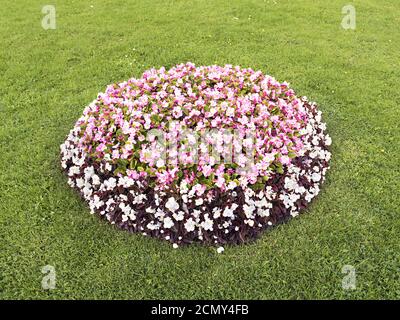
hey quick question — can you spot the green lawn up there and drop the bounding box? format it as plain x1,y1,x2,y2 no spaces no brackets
0,0,399,299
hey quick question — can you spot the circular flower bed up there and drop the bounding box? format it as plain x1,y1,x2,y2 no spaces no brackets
60,63,331,250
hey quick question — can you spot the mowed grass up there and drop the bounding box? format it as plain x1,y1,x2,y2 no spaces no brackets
0,0,399,299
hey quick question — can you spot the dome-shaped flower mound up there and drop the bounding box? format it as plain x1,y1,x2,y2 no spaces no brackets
60,63,331,248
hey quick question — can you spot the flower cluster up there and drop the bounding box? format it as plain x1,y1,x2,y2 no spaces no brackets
75,63,309,191
61,63,331,251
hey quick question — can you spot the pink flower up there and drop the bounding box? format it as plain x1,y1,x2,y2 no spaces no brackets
172,106,183,118
127,169,140,180
280,155,291,165
96,143,106,153
216,176,225,189
112,149,120,159
202,165,213,177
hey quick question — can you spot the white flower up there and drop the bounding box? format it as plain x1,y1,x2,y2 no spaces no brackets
119,202,131,215
156,158,165,168
305,193,314,202
299,127,308,135
73,156,85,166
155,209,165,218
82,185,92,197
245,219,254,227
92,195,104,209
118,176,134,188
195,198,203,206
128,212,136,221
223,207,234,218
325,135,332,146
243,204,255,218
226,181,237,190
257,208,270,217
284,177,297,190
163,217,174,229
244,187,255,198
312,136,319,146
319,123,327,131
184,218,196,232
309,151,317,159
188,188,196,198
213,208,222,219
290,193,300,202
172,243,179,249
311,172,321,182
315,111,322,123
201,218,213,231
165,197,179,212
217,247,224,254
76,178,85,189
105,163,112,172
323,151,331,161
187,134,197,145
68,166,80,176
226,107,235,117
92,175,100,185
104,177,117,190
136,194,147,202
105,199,115,210
84,166,94,178
256,198,269,208
179,180,188,194
147,221,160,230
173,211,185,221
146,207,156,214
192,209,201,218
295,186,306,194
